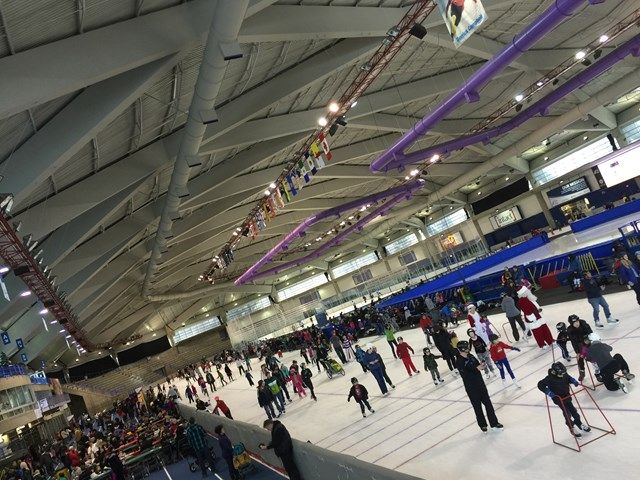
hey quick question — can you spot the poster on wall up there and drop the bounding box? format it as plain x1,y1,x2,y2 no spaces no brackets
435,0,488,48
489,206,523,229
594,146,640,187
546,176,591,207
439,231,464,249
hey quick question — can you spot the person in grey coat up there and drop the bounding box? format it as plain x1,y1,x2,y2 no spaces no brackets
500,292,528,341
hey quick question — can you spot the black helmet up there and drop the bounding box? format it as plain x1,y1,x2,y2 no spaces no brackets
457,340,470,352
556,322,567,331
550,362,567,377
466,328,475,336
568,314,580,323
488,333,499,342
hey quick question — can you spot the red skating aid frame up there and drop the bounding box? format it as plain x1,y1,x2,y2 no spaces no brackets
545,386,616,452
582,359,625,392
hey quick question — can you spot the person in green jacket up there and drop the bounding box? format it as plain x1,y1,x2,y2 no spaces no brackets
385,326,398,359
266,373,286,414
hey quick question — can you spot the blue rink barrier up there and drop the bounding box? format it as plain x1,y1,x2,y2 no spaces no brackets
570,199,640,233
378,234,550,308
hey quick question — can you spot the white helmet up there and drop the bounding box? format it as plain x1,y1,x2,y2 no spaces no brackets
587,333,601,343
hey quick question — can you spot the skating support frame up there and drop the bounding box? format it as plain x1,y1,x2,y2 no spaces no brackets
582,358,626,391
545,386,616,452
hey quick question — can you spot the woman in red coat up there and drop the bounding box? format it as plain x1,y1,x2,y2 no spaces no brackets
517,286,553,348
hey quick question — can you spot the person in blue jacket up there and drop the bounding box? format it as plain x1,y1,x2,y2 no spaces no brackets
362,344,388,394
214,425,241,480
354,344,368,373
613,253,640,305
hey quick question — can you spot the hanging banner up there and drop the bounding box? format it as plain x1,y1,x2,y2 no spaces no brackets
16,338,24,350
318,133,333,162
20,353,28,363
0,277,9,301
1,332,9,345
435,0,487,48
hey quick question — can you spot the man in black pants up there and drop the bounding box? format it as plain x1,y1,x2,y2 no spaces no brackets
330,331,347,364
456,341,503,433
260,420,302,480
433,323,459,375
584,334,634,392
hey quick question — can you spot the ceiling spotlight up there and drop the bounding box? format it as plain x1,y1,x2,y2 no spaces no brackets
505,177,510,181
536,81,544,87
318,117,328,127
449,206,453,210
348,216,354,220
544,156,549,161
235,227,241,232
351,101,358,108
574,50,586,60
39,308,48,315
19,290,31,297
583,135,589,141
328,102,339,113
0,266,8,274
269,183,276,189
264,190,271,196
514,93,524,102
430,154,440,163
477,191,482,195
410,169,419,176
232,231,238,236
59,329,65,333
404,175,410,180
599,34,609,43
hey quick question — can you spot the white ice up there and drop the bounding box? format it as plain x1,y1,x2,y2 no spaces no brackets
171,289,640,480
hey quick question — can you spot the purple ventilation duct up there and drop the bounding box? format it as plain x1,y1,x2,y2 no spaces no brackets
388,34,640,168
370,0,604,173
235,179,425,284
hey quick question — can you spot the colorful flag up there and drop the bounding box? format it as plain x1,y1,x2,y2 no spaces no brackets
279,184,291,203
318,132,333,161
298,160,311,183
315,153,326,169
310,142,321,158
304,152,317,175
249,220,258,239
286,175,298,196
273,187,285,209
435,0,487,48
256,211,267,230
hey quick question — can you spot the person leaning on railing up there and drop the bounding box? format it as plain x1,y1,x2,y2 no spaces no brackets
259,420,302,480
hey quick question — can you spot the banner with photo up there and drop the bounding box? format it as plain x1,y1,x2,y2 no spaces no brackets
435,0,488,48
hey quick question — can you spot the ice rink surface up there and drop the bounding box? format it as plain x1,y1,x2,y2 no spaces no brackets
173,290,640,480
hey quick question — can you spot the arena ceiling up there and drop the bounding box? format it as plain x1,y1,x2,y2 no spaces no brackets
0,0,638,367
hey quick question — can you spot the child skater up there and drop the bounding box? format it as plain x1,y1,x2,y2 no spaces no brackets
468,328,496,379
538,362,591,437
289,362,307,399
423,347,445,386
347,377,374,418
396,337,420,377
488,334,521,388
555,322,572,362
245,370,254,387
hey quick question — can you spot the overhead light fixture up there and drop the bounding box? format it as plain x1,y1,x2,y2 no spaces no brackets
351,101,358,108
477,191,482,195
430,154,440,163
75,358,79,362
449,206,453,210
59,329,65,333
19,290,31,297
50,320,58,324
599,34,609,43
404,175,410,180
583,135,589,141
544,156,549,161
232,231,238,236
269,183,276,189
328,102,339,113
0,194,14,213
574,50,586,60
505,176,510,181
264,189,271,196
0,266,8,274
318,117,328,127
515,104,523,112
514,93,524,102
581,59,592,66
410,169,419,176
536,81,544,87
39,308,48,315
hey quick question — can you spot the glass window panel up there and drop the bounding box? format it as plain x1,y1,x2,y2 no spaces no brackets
426,209,468,237
173,316,222,344
227,296,271,321
331,252,378,278
276,274,328,301
384,233,419,255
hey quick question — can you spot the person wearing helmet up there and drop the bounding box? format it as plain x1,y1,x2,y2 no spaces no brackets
500,292,528,341
347,377,375,418
517,286,553,348
582,270,619,328
455,340,503,433
432,323,459,375
555,322,571,363
467,329,496,380
567,315,592,381
423,347,445,386
537,362,591,437
583,334,634,392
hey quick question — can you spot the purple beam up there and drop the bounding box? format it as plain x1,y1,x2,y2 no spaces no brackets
235,179,425,284
370,0,604,173
238,190,415,284
387,34,640,168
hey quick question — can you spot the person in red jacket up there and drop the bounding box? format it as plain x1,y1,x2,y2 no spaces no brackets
213,396,233,419
488,334,521,388
419,313,434,346
396,337,420,377
517,286,553,348
67,446,81,468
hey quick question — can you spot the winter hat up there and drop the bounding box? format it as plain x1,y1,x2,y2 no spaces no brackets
365,343,374,351
466,303,476,310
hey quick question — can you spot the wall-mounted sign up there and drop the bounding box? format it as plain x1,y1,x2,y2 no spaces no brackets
435,0,488,48
439,231,464,250
489,206,523,229
16,338,24,350
1,332,9,345
20,353,28,363
546,176,591,207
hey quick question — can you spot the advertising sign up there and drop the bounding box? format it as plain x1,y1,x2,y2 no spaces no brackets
435,0,488,48
546,177,591,207
489,207,523,229
439,231,464,249
1,332,9,345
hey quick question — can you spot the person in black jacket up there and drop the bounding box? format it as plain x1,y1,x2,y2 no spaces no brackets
259,420,302,480
566,315,592,381
214,425,241,480
538,362,591,437
582,271,619,328
300,364,317,401
257,381,278,419
455,341,502,433
433,323,459,374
